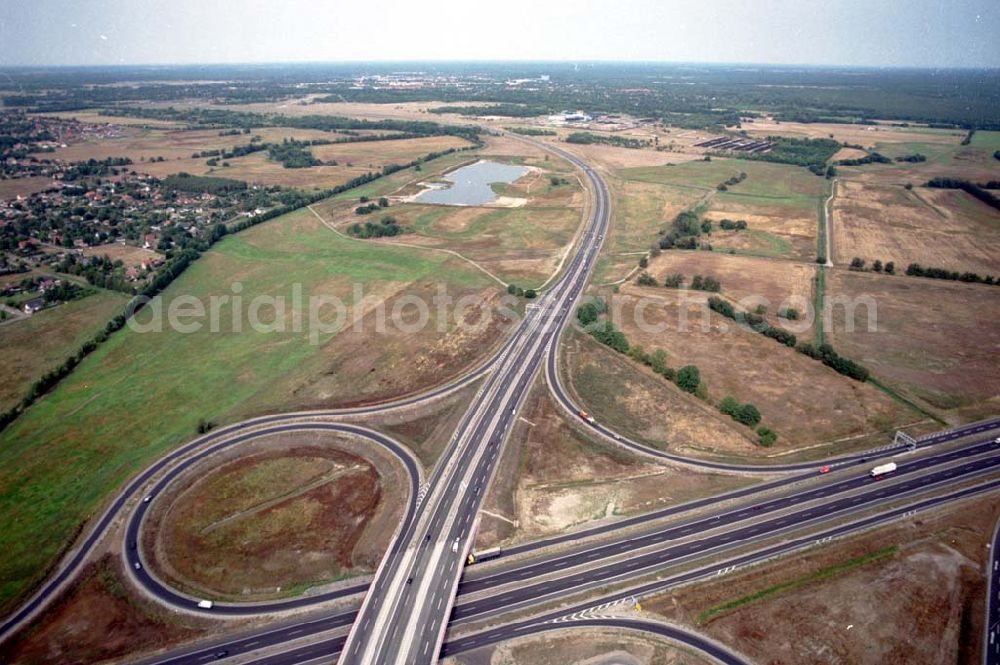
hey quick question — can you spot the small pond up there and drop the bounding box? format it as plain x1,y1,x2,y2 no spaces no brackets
414,160,530,206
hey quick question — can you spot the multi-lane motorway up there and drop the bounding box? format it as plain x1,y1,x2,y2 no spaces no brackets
338,139,613,664
986,516,1000,665
3,132,1000,665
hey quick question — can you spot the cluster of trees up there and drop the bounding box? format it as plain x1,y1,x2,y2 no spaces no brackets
925,177,1000,211
505,126,557,136
778,307,800,320
757,427,778,446
905,263,998,285
795,341,870,381
162,173,247,194
658,273,721,292
60,157,134,181
348,216,407,239
894,153,927,163
636,271,658,287
267,140,324,168
708,296,797,347
716,171,747,191
724,136,839,175
836,151,892,166
576,298,608,326
550,176,570,186
849,257,896,274
961,129,975,146
506,283,537,298
40,281,91,304
994,150,1000,161
656,210,709,251
718,219,748,231
719,396,761,427
55,254,132,293
565,132,651,149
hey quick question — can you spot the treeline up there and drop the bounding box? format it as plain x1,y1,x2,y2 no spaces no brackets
895,153,926,163
925,177,1000,211
836,152,892,166
100,106,483,143
0,144,474,434
716,171,746,191
905,263,998,285
706,294,869,380
162,173,247,194
505,126,557,136
566,132,651,149
430,104,550,117
708,296,796,348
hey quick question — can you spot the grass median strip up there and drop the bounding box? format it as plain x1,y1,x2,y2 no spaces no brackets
696,545,898,624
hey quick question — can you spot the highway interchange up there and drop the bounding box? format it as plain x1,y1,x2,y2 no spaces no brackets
2,133,1000,665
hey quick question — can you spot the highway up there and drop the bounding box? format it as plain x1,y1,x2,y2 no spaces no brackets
146,473,1000,665
986,516,1000,665
338,138,613,664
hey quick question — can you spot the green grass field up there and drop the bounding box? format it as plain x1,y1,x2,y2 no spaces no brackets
0,290,130,412
621,159,826,198
0,206,492,614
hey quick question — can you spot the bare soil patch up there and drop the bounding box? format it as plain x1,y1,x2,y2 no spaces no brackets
828,269,1000,413
444,628,712,665
80,243,164,267
476,378,751,546
148,432,407,599
3,555,208,665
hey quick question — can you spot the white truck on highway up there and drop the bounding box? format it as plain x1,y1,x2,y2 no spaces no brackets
197,599,214,609
869,462,897,478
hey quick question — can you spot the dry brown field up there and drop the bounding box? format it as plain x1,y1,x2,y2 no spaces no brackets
831,146,869,161
647,495,1000,665
3,555,209,665
475,379,751,546
831,179,1000,275
642,252,818,334
0,176,57,200
828,269,1000,414
602,289,913,453
80,243,164,267
741,117,965,148
703,193,818,261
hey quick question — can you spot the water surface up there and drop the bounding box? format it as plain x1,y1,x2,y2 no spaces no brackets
414,161,530,206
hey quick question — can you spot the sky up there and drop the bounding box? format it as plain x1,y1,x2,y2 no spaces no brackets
1,0,997,69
